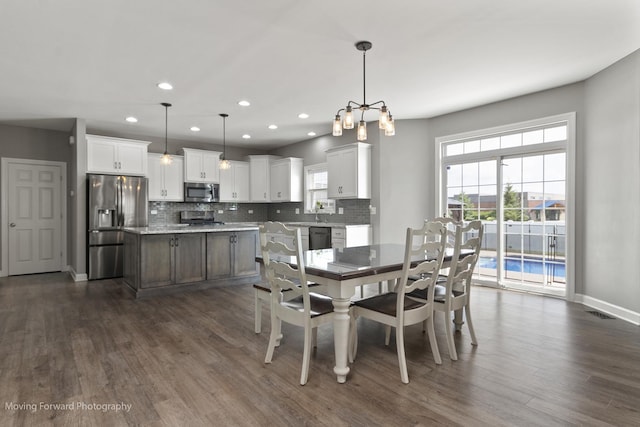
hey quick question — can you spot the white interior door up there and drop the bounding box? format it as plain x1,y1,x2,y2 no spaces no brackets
7,162,62,275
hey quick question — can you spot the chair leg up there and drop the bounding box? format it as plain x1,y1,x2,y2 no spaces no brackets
426,315,442,365
465,303,478,346
384,325,392,346
265,312,280,364
254,289,262,333
300,325,312,385
312,327,318,348
444,311,458,361
396,325,409,384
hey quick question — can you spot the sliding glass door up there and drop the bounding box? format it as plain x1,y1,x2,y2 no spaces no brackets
439,115,573,297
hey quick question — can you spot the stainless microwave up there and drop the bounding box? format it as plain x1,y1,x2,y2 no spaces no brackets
184,182,219,203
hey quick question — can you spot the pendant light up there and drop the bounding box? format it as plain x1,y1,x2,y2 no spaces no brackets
219,113,231,170
160,102,172,165
332,41,395,141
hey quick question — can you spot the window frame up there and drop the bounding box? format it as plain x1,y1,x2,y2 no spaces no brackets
303,163,335,214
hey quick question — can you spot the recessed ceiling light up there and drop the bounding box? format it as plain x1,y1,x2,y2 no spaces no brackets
298,113,309,119
125,116,138,123
157,82,173,90
238,100,251,107
242,134,251,139
268,124,278,130
307,132,316,136
190,126,200,132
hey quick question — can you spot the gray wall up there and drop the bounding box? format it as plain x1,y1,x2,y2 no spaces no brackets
0,124,73,272
583,50,640,312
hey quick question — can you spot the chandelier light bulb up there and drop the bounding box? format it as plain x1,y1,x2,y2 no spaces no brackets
379,106,389,129
333,115,343,136
343,106,354,129
357,120,367,141
385,115,395,136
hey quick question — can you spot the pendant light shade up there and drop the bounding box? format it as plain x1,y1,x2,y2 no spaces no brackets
219,113,231,170
160,102,172,165
332,41,395,141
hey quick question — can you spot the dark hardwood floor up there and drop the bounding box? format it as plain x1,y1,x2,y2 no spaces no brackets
1,272,639,426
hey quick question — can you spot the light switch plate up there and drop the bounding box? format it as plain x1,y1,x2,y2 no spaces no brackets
150,209,158,215
370,206,377,215
248,209,253,214
218,210,224,214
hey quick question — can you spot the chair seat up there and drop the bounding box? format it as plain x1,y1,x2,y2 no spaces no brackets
407,284,463,302
352,292,426,317
281,293,335,318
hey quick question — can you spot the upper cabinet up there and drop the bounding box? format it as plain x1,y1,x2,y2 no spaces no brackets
326,142,371,199
87,134,150,176
219,160,250,202
181,148,221,183
270,157,304,202
148,153,184,201
248,155,280,202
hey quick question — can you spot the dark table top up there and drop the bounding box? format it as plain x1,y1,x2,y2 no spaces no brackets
258,244,467,282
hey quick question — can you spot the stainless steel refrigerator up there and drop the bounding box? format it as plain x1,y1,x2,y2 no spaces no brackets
87,174,148,280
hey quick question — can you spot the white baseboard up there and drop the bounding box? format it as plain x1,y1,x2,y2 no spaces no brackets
574,293,640,326
68,266,88,282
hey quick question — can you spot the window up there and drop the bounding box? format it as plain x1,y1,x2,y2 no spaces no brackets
304,163,335,214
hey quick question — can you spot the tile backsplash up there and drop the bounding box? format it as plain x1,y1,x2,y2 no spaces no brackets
148,199,370,226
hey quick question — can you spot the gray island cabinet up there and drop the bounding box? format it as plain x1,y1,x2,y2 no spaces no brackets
123,224,260,298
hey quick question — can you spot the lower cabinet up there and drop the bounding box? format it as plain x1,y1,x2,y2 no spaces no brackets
140,233,207,288
207,231,259,280
123,229,260,298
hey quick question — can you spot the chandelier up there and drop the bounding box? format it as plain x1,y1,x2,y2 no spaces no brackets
219,113,231,170
333,41,395,141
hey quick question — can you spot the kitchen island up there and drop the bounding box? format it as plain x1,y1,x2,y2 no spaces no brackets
123,223,260,298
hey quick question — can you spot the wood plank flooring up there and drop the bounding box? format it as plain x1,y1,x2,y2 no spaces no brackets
1,272,639,426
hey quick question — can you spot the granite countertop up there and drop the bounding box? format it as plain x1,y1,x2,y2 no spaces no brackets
124,223,259,235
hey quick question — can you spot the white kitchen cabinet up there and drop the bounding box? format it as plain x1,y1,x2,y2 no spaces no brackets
219,160,250,202
248,155,280,202
87,134,150,176
181,148,221,183
331,225,372,249
148,153,184,201
270,157,303,202
326,142,371,199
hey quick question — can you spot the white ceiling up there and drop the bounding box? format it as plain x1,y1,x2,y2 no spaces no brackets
1,1,638,150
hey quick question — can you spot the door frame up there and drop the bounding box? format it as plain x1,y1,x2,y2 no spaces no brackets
1,157,68,277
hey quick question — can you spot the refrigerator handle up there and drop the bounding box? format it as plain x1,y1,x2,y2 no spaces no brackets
117,177,123,227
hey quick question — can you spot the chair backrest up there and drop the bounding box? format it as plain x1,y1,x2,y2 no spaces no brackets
443,220,484,299
430,216,458,251
260,222,311,310
398,221,447,312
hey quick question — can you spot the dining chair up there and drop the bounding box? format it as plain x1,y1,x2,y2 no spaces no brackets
433,220,483,361
260,221,334,385
349,221,446,384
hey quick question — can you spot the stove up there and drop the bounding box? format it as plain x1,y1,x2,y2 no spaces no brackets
179,211,225,226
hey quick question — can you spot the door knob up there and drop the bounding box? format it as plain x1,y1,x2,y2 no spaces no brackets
10,223,16,227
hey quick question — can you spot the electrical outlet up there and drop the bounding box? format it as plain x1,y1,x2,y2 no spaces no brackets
276,209,280,214
338,207,344,215
295,208,300,214
248,209,253,214
218,210,224,214
150,209,158,215
370,206,377,215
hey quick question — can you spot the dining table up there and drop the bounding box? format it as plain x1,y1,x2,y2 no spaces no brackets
260,243,467,383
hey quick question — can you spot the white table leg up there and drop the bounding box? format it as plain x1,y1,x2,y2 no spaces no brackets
331,297,351,383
